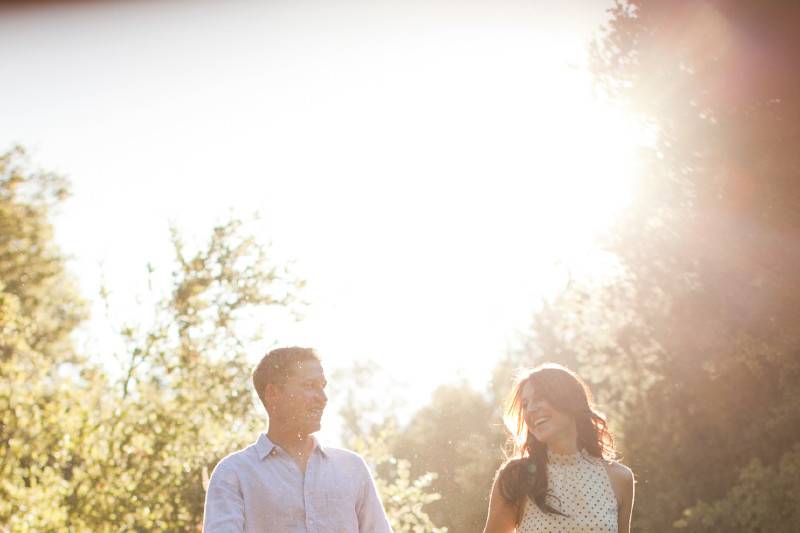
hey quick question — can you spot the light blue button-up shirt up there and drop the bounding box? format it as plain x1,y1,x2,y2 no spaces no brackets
203,434,393,533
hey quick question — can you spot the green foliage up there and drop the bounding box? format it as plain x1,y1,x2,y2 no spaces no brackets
0,148,292,530
332,362,448,531
677,445,800,532
1,146,90,530
0,145,86,364
76,215,305,530
1,146,451,531
393,383,506,532
349,425,447,533
504,1,800,531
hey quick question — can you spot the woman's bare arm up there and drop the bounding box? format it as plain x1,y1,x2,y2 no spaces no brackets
607,462,635,533
483,471,519,533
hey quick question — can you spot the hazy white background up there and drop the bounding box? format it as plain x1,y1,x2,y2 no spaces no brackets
0,0,640,435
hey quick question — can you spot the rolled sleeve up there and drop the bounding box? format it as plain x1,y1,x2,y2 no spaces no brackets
356,457,393,533
203,461,245,533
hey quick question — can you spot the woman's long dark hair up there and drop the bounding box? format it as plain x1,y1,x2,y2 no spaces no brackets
495,363,616,522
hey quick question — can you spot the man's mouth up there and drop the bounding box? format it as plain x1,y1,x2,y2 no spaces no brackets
308,407,324,418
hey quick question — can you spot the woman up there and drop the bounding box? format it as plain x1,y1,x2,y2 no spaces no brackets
483,364,634,533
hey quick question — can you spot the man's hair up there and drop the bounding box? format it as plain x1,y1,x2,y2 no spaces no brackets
252,346,320,408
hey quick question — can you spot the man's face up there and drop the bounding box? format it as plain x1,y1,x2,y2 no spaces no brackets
268,359,328,436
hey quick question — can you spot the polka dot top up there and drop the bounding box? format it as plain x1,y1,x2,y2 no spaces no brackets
517,449,617,533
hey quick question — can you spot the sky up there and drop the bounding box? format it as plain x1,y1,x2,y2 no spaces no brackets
0,0,640,433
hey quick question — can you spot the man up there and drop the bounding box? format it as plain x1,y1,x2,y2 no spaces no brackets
203,347,393,532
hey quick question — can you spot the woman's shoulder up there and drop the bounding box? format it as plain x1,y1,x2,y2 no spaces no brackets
495,457,533,481
499,457,529,470
492,456,534,504
605,460,634,482
604,459,635,499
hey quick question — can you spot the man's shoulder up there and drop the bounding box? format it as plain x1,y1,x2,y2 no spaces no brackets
219,442,260,462
211,441,261,479
322,445,370,467
322,445,363,460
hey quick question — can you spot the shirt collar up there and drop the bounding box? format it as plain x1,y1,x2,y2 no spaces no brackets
256,433,328,460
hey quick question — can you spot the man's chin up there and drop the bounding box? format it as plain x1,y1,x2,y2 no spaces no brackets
300,420,322,436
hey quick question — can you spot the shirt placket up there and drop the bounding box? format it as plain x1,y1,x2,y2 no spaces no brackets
304,451,322,533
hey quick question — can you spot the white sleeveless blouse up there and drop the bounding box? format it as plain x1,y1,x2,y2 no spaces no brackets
517,450,618,533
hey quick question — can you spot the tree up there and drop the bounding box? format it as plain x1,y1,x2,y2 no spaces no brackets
349,425,447,533
677,444,800,532
1,146,306,530
392,383,506,533
522,2,800,530
0,146,86,365
486,2,800,530
332,362,449,532
70,215,306,530
2,147,449,530
0,146,90,530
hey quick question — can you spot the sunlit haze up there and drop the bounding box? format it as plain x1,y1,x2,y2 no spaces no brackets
0,0,641,439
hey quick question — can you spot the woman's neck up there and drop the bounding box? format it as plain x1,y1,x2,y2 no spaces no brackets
546,429,579,456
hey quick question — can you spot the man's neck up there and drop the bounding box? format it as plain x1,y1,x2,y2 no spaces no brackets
267,427,316,465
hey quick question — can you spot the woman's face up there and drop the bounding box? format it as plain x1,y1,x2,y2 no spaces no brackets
520,379,575,445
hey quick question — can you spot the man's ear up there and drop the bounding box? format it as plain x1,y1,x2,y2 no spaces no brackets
263,382,281,408
264,383,281,400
